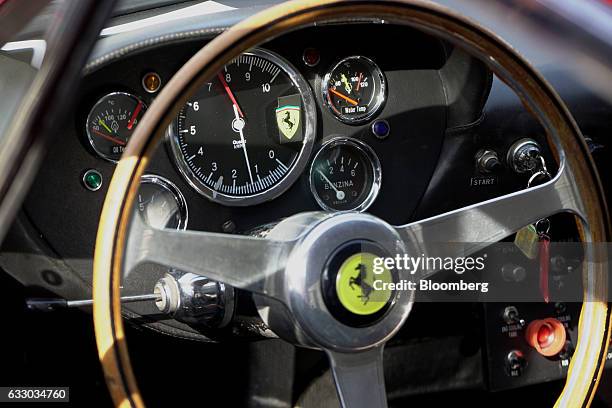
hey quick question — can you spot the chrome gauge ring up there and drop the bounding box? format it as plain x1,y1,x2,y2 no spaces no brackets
137,175,188,230
86,92,147,163
309,137,382,212
167,48,316,206
322,55,386,124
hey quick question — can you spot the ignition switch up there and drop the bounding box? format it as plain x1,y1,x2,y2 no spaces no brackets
506,138,542,174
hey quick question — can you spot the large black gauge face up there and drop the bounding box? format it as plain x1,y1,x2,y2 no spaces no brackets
169,49,315,206
309,137,381,212
136,175,188,230
86,92,146,162
322,56,386,124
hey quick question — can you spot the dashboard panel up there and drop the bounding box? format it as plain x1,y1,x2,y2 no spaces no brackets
24,24,492,263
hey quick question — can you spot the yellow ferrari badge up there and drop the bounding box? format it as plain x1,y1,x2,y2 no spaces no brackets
275,105,300,140
335,252,393,315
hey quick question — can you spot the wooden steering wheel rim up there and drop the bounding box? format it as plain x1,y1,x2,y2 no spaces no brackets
93,1,611,407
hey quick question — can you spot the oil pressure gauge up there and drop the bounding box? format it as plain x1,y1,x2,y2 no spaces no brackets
309,137,381,212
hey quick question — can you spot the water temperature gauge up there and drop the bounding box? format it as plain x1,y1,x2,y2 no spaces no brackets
309,137,381,212
322,56,386,124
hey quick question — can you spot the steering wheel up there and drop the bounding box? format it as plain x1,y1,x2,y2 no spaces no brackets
92,1,611,407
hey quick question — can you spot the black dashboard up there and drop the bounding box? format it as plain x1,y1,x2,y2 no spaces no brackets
24,23,496,275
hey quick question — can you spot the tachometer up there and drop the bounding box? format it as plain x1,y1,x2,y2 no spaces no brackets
168,49,315,206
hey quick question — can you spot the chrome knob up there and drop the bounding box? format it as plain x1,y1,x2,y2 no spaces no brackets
506,138,542,174
475,149,502,173
154,270,235,327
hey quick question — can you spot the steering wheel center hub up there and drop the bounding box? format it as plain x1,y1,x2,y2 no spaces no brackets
264,212,414,352
322,241,395,326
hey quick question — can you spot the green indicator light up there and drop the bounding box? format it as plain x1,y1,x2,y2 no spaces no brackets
83,169,102,191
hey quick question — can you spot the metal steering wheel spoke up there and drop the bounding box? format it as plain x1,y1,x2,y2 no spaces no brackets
394,160,585,261
326,346,388,408
123,213,294,299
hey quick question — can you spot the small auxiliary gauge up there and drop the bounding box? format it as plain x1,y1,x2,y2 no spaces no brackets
309,137,381,212
136,175,188,230
322,56,386,124
86,92,146,162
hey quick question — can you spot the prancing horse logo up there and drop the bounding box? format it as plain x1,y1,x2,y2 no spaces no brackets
349,263,374,305
275,105,300,140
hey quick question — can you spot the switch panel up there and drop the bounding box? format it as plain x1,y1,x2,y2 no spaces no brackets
483,302,581,390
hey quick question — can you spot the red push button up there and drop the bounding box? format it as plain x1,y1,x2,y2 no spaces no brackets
525,318,566,357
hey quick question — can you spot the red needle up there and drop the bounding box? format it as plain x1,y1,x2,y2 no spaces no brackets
356,72,363,92
92,129,126,146
127,101,143,130
217,72,244,117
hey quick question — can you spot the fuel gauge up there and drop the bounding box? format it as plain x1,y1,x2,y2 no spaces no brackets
309,137,381,212
136,175,188,230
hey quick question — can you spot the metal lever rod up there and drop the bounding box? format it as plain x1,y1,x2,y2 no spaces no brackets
26,294,160,312
67,293,160,307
